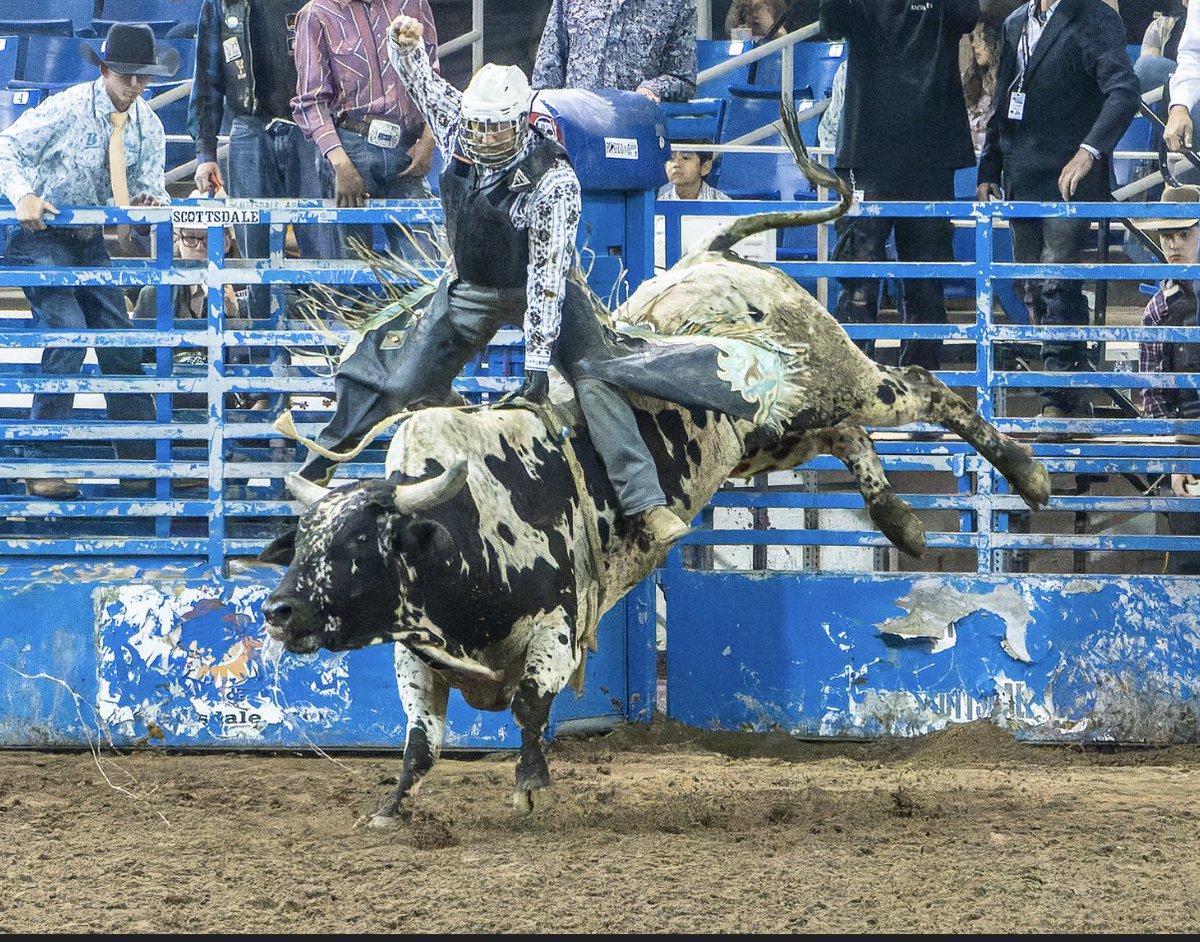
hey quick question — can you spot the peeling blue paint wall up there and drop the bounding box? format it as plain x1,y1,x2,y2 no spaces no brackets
0,561,653,748
665,572,1200,743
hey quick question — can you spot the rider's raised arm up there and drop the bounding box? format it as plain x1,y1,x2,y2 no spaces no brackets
389,34,462,159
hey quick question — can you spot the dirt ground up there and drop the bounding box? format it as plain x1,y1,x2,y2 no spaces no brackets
2,720,1199,933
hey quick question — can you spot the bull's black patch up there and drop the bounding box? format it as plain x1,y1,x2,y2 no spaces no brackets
689,407,709,429
497,522,517,545
686,440,702,466
877,381,897,406
596,515,610,547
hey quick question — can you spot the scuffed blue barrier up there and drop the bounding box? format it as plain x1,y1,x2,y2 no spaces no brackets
665,571,1200,743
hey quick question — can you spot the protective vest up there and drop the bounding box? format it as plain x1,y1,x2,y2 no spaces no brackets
439,136,570,289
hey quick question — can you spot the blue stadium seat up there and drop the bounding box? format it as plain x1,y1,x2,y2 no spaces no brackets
0,19,73,37
99,0,203,26
696,38,750,99
11,35,102,88
715,93,819,200
1113,113,1154,188
660,98,724,143
0,0,95,32
0,86,41,131
93,18,177,38
790,41,846,100
0,33,20,86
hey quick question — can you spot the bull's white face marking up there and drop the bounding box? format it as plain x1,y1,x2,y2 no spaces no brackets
386,410,575,585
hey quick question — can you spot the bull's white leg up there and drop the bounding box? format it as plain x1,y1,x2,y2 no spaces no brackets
370,645,450,826
509,607,581,815
851,365,1051,510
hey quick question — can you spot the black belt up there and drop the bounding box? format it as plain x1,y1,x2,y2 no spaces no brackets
335,114,413,145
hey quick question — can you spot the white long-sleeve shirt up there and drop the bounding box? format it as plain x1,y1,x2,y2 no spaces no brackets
388,40,580,373
1171,0,1200,112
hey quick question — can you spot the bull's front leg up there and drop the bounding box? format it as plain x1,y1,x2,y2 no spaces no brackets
370,645,450,827
510,607,581,815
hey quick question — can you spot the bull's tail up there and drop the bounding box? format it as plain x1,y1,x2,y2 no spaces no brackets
681,98,853,262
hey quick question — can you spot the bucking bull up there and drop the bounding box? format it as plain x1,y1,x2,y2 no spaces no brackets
261,107,1050,824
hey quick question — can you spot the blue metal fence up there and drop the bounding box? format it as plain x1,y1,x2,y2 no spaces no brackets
2,197,1199,576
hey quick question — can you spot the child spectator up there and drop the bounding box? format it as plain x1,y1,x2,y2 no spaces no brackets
658,144,730,201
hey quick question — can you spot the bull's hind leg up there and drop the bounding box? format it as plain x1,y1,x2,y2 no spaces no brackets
854,366,1051,509
510,607,581,815
819,427,927,558
370,646,450,827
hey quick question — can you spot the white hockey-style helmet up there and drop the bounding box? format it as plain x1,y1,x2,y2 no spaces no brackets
459,63,532,168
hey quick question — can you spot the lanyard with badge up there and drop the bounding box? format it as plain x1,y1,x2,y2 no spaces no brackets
1008,3,1047,121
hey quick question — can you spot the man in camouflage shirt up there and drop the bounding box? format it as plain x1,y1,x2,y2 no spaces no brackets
532,0,696,102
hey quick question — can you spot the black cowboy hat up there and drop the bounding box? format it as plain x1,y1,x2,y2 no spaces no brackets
81,23,181,78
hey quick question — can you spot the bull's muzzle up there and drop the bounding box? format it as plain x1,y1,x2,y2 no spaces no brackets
262,593,321,653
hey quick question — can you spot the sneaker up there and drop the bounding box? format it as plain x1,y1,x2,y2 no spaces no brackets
25,478,81,499
643,506,690,545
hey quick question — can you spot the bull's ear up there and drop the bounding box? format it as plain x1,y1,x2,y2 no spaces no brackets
395,519,452,559
259,528,297,565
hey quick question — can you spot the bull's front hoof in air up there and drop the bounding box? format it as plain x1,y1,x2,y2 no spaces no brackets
868,491,927,559
1000,441,1052,509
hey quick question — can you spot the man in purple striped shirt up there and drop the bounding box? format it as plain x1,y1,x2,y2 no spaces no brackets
292,0,440,258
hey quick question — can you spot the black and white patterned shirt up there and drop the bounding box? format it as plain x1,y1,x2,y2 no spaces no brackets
389,41,580,372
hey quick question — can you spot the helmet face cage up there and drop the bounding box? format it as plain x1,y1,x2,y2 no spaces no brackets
461,115,528,168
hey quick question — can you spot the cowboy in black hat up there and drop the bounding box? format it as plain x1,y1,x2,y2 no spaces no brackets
0,23,178,499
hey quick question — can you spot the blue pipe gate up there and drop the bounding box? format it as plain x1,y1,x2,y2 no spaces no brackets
1,195,1198,748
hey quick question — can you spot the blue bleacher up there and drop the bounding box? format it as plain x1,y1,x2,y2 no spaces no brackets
734,41,846,98
0,33,19,87
9,34,103,89
0,19,73,37
661,98,724,144
696,38,751,100
98,0,202,25
0,1,95,33
1113,113,1154,189
92,18,178,38
0,86,41,131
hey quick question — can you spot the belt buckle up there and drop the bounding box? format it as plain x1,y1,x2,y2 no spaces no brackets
367,118,404,149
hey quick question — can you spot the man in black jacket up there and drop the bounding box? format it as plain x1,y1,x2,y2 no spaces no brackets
821,0,980,373
977,0,1138,423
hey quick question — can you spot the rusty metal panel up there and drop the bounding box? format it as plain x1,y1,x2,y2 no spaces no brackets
665,572,1200,743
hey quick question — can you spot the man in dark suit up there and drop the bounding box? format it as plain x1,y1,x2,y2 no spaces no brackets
822,0,980,373
977,0,1138,424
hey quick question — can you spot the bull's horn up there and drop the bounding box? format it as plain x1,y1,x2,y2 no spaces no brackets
393,460,469,514
285,472,332,509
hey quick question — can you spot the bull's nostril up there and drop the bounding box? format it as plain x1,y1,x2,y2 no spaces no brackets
264,598,293,626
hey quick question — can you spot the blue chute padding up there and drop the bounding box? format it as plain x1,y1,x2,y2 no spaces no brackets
531,89,669,193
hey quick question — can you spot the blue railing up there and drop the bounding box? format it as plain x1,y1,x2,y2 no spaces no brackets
3,197,1200,576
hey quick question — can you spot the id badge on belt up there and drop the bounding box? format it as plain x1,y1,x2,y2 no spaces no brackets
367,118,404,149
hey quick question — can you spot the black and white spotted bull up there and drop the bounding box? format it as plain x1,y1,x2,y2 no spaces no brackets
260,105,1052,823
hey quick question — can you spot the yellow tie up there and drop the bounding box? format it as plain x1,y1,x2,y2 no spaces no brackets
109,111,131,249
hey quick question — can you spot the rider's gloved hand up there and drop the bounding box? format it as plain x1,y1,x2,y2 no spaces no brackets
497,370,549,407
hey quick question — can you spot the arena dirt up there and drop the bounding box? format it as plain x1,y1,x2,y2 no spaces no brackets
3,719,1200,932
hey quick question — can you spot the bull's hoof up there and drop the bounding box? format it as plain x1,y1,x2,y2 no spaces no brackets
367,812,401,829
515,749,552,794
1000,442,1052,509
868,491,927,558
512,787,536,816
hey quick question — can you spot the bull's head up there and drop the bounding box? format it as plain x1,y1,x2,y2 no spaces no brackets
260,462,468,654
